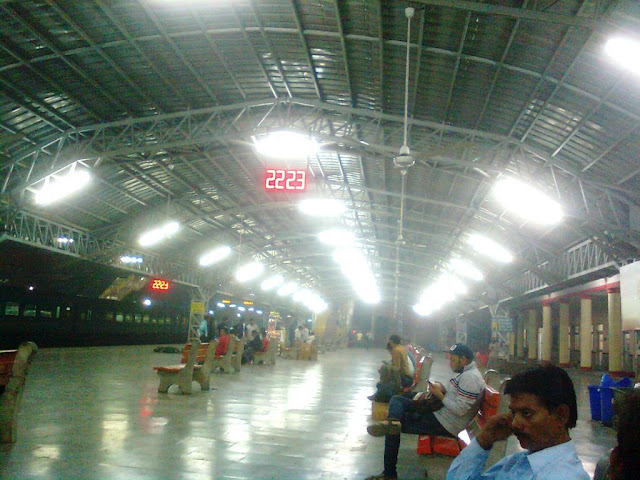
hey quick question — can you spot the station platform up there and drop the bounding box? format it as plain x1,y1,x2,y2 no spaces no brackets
0,346,617,479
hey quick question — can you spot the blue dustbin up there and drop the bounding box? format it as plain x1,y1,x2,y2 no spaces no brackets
600,377,632,426
600,387,614,426
588,385,602,421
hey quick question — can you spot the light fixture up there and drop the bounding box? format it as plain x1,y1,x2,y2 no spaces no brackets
238,306,246,312
143,298,152,307
234,261,264,283
467,233,514,263
493,177,563,225
605,37,640,76
277,282,298,297
229,304,236,308
34,169,91,206
449,258,483,282
28,286,34,291
261,274,284,291
56,237,74,244
254,131,319,159
199,245,232,267
216,302,226,308
298,199,345,217
413,303,434,317
317,229,354,246
120,255,143,265
208,310,214,315
138,221,180,247
256,310,263,315
333,247,380,305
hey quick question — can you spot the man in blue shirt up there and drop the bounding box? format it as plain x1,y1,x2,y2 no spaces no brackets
447,365,589,480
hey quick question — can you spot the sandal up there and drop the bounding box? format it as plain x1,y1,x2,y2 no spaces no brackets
367,419,402,437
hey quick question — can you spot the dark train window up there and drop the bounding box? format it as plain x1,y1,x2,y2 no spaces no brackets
151,315,157,324
80,312,86,321
5,303,19,316
56,306,60,318
158,317,164,325
165,316,171,325
105,312,114,322
40,309,52,318
143,315,150,324
116,313,124,323
134,314,142,324
24,305,36,317
125,314,132,323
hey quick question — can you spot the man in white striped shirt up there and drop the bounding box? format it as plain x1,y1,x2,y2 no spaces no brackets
366,344,485,480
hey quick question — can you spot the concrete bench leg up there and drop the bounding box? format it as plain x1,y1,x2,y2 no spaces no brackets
192,370,210,390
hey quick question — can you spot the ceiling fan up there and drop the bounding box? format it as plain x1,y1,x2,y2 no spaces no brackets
392,6,417,330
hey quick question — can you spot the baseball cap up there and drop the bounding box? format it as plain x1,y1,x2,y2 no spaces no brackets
449,343,474,360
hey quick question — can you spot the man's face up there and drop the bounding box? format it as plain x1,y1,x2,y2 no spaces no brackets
509,393,568,452
448,354,466,373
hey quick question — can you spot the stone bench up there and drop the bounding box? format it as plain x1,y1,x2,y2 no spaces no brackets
0,342,38,443
154,339,220,393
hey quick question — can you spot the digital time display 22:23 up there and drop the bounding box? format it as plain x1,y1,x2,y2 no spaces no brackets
264,169,307,191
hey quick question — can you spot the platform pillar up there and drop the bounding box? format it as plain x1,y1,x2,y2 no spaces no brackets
580,295,592,370
527,308,538,361
558,301,570,367
608,287,623,374
541,301,552,364
516,313,525,360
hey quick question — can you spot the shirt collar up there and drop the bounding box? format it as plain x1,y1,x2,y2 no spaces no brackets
526,440,577,475
462,361,476,372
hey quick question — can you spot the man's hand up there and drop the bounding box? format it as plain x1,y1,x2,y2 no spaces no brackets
429,381,446,400
476,413,513,450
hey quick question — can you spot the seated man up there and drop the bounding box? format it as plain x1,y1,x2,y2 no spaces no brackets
595,389,640,480
446,365,589,480
366,344,485,480
242,330,263,364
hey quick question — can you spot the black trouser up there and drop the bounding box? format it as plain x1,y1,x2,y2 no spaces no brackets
384,393,451,478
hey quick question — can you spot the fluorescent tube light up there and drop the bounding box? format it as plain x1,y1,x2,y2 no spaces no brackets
199,245,232,267
261,274,284,291
277,282,298,297
254,131,319,159
234,261,264,283
467,233,513,263
449,258,483,282
605,37,640,76
493,177,563,225
35,170,91,206
139,221,180,247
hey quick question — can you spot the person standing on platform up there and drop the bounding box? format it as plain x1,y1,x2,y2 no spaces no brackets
246,319,259,339
446,365,589,480
366,343,484,480
198,318,208,341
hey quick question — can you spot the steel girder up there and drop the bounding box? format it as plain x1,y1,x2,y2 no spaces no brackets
1,206,206,287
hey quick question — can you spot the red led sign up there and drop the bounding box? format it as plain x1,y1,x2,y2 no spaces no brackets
264,169,307,191
150,279,170,291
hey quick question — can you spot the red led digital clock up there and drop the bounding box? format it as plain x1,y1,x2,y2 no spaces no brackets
264,169,307,191
150,279,170,291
